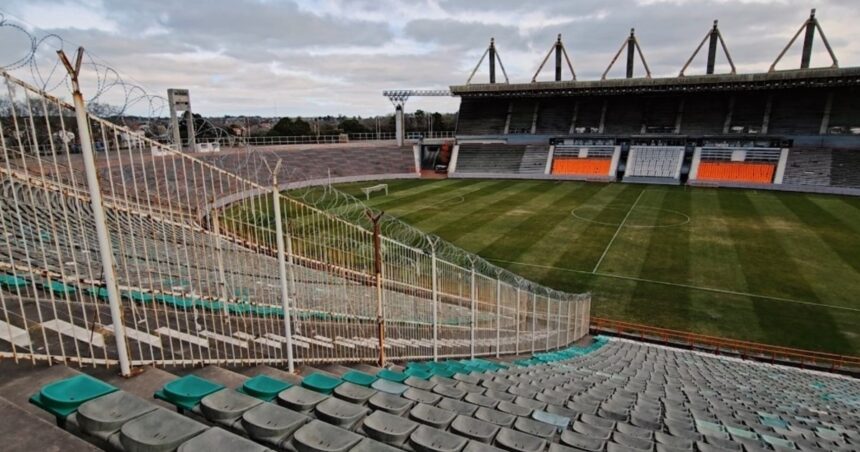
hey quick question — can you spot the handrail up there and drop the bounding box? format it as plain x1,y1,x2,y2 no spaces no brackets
591,317,860,372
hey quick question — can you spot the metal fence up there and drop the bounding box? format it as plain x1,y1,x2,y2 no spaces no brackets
167,131,457,149
0,64,589,376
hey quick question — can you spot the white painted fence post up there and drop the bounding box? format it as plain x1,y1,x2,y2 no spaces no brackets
272,162,295,372
470,262,476,359
59,48,131,376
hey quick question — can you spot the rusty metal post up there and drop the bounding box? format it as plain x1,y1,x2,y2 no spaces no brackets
367,211,386,366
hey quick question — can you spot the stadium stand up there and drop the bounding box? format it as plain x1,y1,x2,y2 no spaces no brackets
641,97,680,134
535,99,575,134
783,150,833,187
457,98,508,135
603,98,644,135
519,145,551,174
697,162,776,184
830,150,860,188
551,146,614,177
508,100,537,134
16,336,860,452
624,146,684,183
827,87,860,134
571,98,605,134
679,94,728,135
769,90,827,136
454,144,528,174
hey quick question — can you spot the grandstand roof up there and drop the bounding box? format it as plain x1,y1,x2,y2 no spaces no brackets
450,66,860,97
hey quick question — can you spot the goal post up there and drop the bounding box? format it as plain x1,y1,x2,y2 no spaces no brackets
362,184,389,200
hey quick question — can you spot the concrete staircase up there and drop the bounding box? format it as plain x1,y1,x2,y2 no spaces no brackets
519,145,550,174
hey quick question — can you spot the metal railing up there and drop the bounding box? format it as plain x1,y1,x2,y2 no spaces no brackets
591,317,860,373
166,131,456,149
0,65,588,376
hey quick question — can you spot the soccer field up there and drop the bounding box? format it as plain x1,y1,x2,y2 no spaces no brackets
332,179,860,355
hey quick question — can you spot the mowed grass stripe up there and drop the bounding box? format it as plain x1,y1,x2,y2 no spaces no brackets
755,193,860,308
626,189,693,325
507,183,635,284
541,184,645,287
395,180,516,224
595,188,666,277
455,182,588,254
686,188,750,292
414,181,549,241
718,190,852,353
782,194,860,277
367,179,480,212
477,182,603,263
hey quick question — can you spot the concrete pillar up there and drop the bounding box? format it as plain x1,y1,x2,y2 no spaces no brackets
706,23,719,75
447,144,460,174
608,145,622,179
689,147,703,180
544,145,555,175
555,41,563,81
530,102,540,134
395,105,404,146
761,94,773,134
723,95,735,134
773,148,790,184
626,32,635,79
503,102,513,135
674,148,685,180
819,91,834,135
801,12,816,69
489,40,496,84
598,100,608,134
412,143,422,174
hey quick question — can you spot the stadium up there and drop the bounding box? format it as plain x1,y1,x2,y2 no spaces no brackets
0,5,859,452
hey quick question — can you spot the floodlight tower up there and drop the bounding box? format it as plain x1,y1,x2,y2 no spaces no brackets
167,88,196,151
382,90,452,146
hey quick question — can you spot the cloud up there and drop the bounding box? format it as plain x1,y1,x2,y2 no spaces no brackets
1,0,858,116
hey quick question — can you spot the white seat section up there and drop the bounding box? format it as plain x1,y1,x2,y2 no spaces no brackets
626,146,684,178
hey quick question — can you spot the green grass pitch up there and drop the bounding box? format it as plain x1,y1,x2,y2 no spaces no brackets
333,179,860,355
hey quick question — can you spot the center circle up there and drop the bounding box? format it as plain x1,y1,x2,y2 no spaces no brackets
571,204,690,228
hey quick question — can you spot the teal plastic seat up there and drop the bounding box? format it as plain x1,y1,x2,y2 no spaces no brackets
0,274,27,288
123,290,154,304
194,299,225,311
371,378,409,395
156,294,196,310
404,367,433,380
378,369,407,383
85,287,110,299
342,370,377,387
29,374,117,418
42,280,76,295
154,375,224,411
238,374,292,402
227,303,253,315
301,372,342,394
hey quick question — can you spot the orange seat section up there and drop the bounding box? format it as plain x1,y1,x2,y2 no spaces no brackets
552,158,611,176
697,161,775,184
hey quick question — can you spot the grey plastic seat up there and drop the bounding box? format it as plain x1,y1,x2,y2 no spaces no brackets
513,416,555,439
76,391,157,437
613,431,654,451
482,380,510,392
454,373,481,385
371,378,409,395
436,397,479,416
456,381,485,394
508,385,538,399
617,422,653,439
581,413,616,429
573,420,612,440
465,392,500,408
474,407,516,427
409,424,468,452
464,440,506,451
567,400,599,415
546,404,577,419
361,410,419,447
496,400,532,417
599,405,629,422
200,389,263,423
655,431,693,450
348,437,402,452
404,387,442,405
241,402,310,443
314,397,369,429
177,427,271,452
119,408,207,452
429,375,458,387
451,414,500,443
368,392,413,416
433,383,467,400
334,382,376,404
606,441,644,452
549,443,584,452
278,385,329,413
703,434,741,451
532,410,570,429
513,396,546,411
560,430,604,452
405,376,437,391
290,419,363,452
483,389,516,403
410,402,457,429
494,427,547,452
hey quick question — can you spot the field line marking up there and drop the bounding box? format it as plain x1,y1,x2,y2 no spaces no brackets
485,257,860,313
592,190,645,273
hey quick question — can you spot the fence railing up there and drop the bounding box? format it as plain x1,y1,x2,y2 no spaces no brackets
591,317,860,373
0,63,588,376
165,131,457,149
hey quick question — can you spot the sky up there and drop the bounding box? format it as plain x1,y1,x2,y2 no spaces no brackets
1,0,859,117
